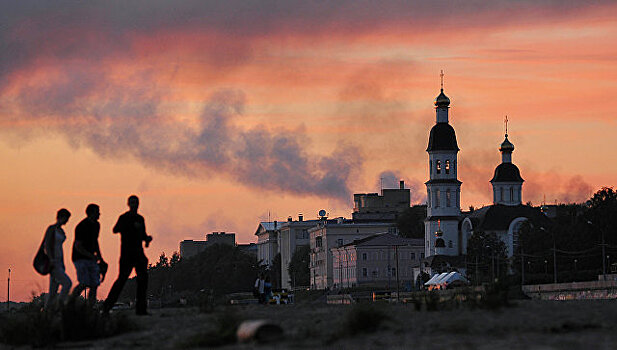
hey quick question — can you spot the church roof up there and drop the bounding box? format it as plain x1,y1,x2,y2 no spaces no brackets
491,162,524,183
434,89,451,107
466,204,549,231
427,122,459,152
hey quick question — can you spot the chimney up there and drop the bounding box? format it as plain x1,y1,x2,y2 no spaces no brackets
400,180,404,190
298,213,303,222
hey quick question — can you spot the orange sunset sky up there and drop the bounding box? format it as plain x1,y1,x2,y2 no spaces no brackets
1,1,616,301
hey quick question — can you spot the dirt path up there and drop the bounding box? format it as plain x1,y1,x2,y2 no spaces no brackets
49,300,617,349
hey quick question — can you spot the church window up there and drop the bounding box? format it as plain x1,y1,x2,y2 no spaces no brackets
445,160,450,174
510,187,514,202
446,189,451,207
427,190,431,207
435,238,445,248
435,189,440,207
436,160,441,174
429,160,432,175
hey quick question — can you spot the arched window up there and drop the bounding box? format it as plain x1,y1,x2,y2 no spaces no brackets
445,160,450,174
427,189,431,207
436,160,441,174
510,187,514,202
429,160,432,175
435,189,440,207
446,189,451,207
435,238,445,248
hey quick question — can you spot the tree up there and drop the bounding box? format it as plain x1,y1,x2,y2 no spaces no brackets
467,230,507,284
396,205,427,238
288,246,310,288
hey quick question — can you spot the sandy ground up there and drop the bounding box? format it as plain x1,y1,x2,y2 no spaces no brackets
5,300,617,349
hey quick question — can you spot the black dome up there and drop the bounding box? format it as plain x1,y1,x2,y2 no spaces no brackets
427,123,459,152
491,163,524,182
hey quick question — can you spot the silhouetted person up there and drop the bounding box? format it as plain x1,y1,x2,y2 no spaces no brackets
71,204,105,304
45,208,72,310
103,195,153,315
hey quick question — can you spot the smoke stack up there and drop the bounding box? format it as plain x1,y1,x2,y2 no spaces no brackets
400,180,404,190
298,213,303,222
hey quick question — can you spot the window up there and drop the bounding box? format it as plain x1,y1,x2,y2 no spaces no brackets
362,268,368,277
421,253,425,259
446,189,451,207
337,238,344,247
427,189,431,207
315,236,322,248
500,187,504,201
362,253,367,261
435,189,440,208
445,160,450,174
436,160,441,174
510,187,514,202
391,267,396,277
448,240,453,248
429,160,432,175
410,252,416,260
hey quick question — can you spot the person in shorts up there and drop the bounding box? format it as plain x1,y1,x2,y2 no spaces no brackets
71,203,106,304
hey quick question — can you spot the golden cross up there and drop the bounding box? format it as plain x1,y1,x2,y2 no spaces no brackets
504,115,509,136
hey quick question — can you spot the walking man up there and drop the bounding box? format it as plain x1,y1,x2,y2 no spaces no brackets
71,204,105,304
103,195,153,315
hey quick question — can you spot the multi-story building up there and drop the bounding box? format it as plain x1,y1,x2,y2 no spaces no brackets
254,222,279,266
353,181,410,222
179,231,237,259
309,219,398,289
331,233,424,289
278,215,320,289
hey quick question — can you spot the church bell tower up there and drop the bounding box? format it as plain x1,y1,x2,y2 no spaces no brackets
425,72,462,257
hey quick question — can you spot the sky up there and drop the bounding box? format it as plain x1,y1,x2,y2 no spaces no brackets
1,1,616,301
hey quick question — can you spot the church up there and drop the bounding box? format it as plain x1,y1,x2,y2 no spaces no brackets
422,77,548,275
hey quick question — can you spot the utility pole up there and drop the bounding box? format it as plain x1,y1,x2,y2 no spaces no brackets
553,235,557,284
395,246,400,302
521,248,525,286
7,268,10,313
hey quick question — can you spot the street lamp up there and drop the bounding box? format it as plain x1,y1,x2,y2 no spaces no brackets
588,221,606,276
574,259,578,273
541,227,557,284
544,259,548,275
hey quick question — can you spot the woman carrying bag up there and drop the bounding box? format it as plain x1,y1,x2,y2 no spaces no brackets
44,208,73,310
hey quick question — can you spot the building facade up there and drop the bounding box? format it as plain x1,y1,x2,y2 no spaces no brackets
278,216,320,289
309,219,398,289
353,181,411,222
254,222,278,266
179,231,237,259
331,233,424,289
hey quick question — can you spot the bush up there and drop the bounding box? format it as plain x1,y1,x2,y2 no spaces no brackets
0,298,137,347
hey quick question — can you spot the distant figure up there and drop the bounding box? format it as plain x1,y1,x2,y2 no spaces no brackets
264,276,272,303
253,275,260,299
71,204,106,304
258,274,265,304
103,195,153,315
44,208,73,309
